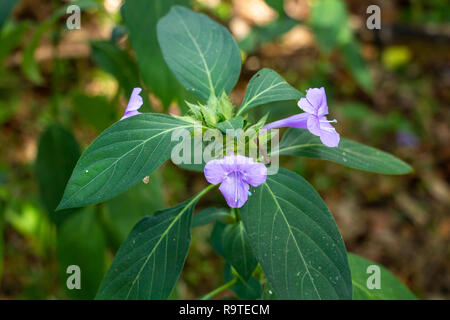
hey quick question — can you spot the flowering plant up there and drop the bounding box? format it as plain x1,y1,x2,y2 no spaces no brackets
58,6,414,300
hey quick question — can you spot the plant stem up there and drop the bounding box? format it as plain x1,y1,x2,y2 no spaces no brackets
200,278,238,300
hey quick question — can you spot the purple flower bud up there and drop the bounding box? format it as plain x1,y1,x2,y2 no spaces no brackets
120,87,143,120
204,155,267,208
264,87,340,147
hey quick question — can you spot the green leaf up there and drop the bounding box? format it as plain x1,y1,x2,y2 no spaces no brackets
57,114,193,210
224,264,261,299
348,253,417,300
237,68,303,116
157,6,241,101
0,200,4,282
341,38,373,92
240,169,352,299
192,207,230,228
121,0,189,107
71,92,117,131
0,21,28,65
261,281,278,300
0,0,19,30
96,188,211,299
223,221,258,280
103,172,164,246
57,207,106,299
35,125,81,224
264,0,284,15
278,128,413,175
216,117,244,133
210,221,227,257
309,0,349,53
90,40,142,99
239,17,297,53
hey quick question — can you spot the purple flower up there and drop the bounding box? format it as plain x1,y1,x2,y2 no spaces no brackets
264,87,340,147
120,87,143,120
204,155,267,208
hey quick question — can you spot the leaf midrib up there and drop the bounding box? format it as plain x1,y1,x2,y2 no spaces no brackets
263,182,322,299
59,124,192,208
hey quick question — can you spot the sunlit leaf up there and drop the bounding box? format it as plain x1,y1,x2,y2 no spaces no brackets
157,6,241,101
240,169,352,299
192,207,230,228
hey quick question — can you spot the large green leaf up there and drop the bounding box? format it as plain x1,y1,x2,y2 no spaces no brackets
240,169,352,299
35,125,81,224
223,221,258,280
57,207,106,299
57,114,193,210
237,68,303,116
103,172,164,246
157,6,241,101
121,0,189,107
348,253,417,300
96,187,211,299
278,128,412,175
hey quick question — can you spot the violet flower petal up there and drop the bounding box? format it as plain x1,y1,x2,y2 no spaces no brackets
241,161,267,187
219,172,250,208
204,159,227,185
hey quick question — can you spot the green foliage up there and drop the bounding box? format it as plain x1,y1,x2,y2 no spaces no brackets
238,68,303,116
224,264,262,299
102,172,164,246
90,40,142,99
57,207,106,299
35,125,81,224
222,221,258,280
348,253,417,300
240,169,352,299
279,128,413,175
192,207,230,228
57,114,193,209
0,0,19,30
157,6,241,101
121,0,189,107
96,187,213,299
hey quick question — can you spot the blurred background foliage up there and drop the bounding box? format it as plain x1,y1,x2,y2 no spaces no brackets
0,0,448,299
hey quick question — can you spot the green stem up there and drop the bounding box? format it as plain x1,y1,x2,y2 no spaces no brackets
194,183,217,202
200,278,238,300
232,208,241,222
